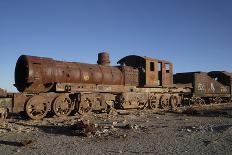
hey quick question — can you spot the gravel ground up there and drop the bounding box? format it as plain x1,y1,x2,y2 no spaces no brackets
0,109,232,155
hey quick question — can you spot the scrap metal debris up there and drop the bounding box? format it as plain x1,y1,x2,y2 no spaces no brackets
19,140,33,147
70,120,100,137
68,118,147,138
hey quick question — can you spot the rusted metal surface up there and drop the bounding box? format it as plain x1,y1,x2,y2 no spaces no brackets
208,71,232,96
52,94,74,117
15,53,173,93
12,93,30,113
97,52,110,66
117,92,138,109
174,72,230,97
121,66,139,86
159,61,173,87
15,54,124,93
0,98,12,110
0,107,8,119
0,52,228,120
78,92,115,114
194,72,230,97
117,55,173,87
55,83,137,93
0,88,7,97
0,98,12,119
25,95,49,119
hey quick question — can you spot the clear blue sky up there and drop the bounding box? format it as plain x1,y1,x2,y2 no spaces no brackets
0,0,232,92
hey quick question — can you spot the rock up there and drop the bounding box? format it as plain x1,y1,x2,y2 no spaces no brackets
102,129,109,133
114,123,131,130
20,140,33,147
117,110,130,115
41,120,49,125
71,120,101,137
108,108,118,116
203,140,211,146
70,120,77,125
112,121,118,125
17,127,23,133
10,127,15,132
122,120,127,124
0,129,7,133
95,131,101,137
133,124,139,130
103,125,111,129
123,134,127,138
187,129,192,132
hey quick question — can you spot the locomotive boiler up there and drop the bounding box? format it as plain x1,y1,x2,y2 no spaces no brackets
15,53,123,93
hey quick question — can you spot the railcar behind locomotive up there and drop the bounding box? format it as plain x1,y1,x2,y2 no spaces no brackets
174,71,232,104
0,52,231,119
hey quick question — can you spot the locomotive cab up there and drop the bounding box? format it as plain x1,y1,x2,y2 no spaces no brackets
117,55,173,87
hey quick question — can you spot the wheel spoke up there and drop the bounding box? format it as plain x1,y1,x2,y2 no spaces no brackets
159,95,170,111
52,94,73,117
78,98,92,114
25,95,48,120
170,95,181,111
149,95,160,111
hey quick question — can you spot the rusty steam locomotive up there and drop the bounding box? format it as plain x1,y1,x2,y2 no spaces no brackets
0,52,231,119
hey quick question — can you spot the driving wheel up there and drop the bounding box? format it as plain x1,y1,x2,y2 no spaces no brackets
25,95,48,120
52,94,73,117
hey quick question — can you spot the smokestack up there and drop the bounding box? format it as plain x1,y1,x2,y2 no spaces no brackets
97,52,110,66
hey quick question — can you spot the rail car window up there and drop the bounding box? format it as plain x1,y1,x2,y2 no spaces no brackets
158,62,162,86
150,62,154,71
165,64,170,73
158,63,162,71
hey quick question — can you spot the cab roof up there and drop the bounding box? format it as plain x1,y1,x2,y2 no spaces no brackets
117,55,171,67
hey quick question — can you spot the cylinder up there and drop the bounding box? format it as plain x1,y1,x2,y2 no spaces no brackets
97,52,110,66
15,54,123,93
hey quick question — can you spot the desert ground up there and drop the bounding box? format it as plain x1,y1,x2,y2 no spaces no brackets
0,108,232,155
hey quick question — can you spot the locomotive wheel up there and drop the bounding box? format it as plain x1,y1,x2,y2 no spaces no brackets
138,100,148,110
52,94,73,117
170,95,181,111
78,98,92,115
159,95,170,111
196,98,206,105
214,97,222,104
149,95,160,111
25,95,49,120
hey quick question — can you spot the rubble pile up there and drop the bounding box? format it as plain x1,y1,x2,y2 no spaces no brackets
69,118,147,138
0,121,38,134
